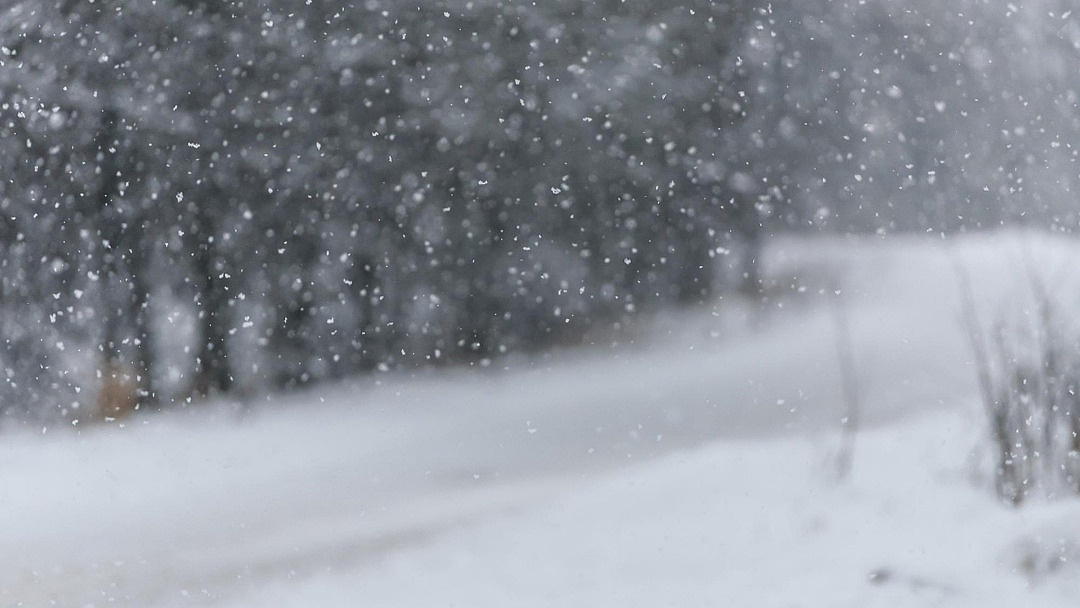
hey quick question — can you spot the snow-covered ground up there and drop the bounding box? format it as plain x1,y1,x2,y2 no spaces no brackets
209,412,1080,608
3,231,1080,607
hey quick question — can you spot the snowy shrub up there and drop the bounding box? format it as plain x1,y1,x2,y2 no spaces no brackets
957,260,1080,505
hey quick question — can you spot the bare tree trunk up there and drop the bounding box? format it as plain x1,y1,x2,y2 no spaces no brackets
739,229,764,298
675,231,714,304
94,108,127,367
351,257,378,371
130,242,158,405
190,218,233,399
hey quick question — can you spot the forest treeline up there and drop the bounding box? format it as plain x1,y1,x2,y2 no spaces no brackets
0,0,1078,421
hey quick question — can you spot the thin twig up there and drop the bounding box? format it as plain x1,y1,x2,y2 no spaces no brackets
832,287,860,481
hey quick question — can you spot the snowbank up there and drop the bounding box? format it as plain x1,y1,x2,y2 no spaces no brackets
212,412,1080,608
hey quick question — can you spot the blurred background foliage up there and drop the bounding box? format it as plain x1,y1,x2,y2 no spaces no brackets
0,0,1076,422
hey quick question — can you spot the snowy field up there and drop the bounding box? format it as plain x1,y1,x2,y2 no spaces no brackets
4,231,1080,607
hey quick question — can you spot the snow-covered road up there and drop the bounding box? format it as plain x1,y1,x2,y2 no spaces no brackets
1,233,1070,607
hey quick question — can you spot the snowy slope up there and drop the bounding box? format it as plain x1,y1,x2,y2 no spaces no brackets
210,412,1080,608
1,231,1077,607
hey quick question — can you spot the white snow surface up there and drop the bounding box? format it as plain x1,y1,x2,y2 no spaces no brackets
4,231,1080,607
